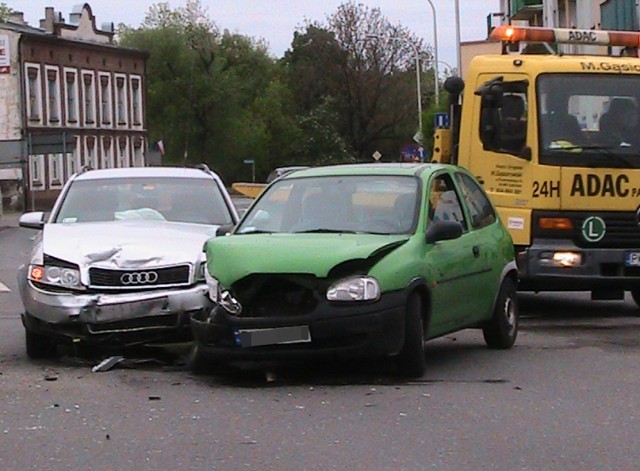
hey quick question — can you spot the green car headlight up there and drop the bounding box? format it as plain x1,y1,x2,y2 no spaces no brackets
204,269,242,315
204,268,219,302
327,276,380,302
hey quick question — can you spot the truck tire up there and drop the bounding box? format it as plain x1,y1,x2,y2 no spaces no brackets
25,329,58,359
483,277,518,349
395,292,426,377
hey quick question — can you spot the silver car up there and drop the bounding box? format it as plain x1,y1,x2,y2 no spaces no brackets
18,165,239,358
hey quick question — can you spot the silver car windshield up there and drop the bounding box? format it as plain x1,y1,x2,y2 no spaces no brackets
54,177,234,225
237,175,419,235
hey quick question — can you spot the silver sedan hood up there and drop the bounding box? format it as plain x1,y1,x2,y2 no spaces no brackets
37,220,218,269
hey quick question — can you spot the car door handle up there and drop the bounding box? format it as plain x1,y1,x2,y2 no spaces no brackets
472,245,480,257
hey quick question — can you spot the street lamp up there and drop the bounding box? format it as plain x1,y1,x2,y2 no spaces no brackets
365,34,423,132
426,0,440,105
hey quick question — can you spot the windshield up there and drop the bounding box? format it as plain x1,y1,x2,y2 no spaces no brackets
54,177,234,225
236,175,419,235
538,73,640,168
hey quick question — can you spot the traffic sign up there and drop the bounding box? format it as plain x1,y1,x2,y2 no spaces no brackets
434,112,450,129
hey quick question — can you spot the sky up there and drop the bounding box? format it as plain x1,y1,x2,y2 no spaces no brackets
9,0,500,71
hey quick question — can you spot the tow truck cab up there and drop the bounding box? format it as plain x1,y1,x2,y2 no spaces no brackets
434,25,640,307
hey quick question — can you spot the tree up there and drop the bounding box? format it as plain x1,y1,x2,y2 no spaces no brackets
0,2,13,22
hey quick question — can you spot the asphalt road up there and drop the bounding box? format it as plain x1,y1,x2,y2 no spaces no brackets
2,208,640,470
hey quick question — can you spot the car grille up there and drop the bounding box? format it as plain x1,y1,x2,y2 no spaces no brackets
533,211,640,248
89,265,191,289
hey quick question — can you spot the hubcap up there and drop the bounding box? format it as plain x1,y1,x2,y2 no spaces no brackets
503,296,516,335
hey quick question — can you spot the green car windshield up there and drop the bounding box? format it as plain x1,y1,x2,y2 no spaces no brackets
237,175,419,235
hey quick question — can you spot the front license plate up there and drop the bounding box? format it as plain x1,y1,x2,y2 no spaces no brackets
234,326,311,348
625,252,640,267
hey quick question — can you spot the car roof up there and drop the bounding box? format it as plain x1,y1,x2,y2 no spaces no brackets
280,162,454,179
72,166,221,182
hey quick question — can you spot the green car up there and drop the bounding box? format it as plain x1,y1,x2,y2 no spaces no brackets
191,163,518,377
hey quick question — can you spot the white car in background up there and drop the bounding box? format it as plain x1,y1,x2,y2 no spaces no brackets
17,165,239,358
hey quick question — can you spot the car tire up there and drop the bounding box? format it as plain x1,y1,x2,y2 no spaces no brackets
25,329,58,359
186,343,208,374
395,292,426,378
483,277,518,349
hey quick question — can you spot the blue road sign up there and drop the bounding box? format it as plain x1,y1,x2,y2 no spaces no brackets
434,112,450,129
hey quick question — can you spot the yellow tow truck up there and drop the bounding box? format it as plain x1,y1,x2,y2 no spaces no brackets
434,24,640,307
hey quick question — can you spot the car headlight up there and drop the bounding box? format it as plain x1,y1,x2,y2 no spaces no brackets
327,276,380,302
204,268,242,315
28,264,83,290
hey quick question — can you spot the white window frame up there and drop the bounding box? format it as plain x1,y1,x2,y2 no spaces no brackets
117,136,129,167
101,136,114,169
48,153,64,189
44,66,61,126
132,137,145,167
66,136,81,177
98,72,112,127
29,154,45,190
24,63,43,124
130,75,143,128
63,68,79,126
81,70,96,126
115,73,128,128
84,136,98,169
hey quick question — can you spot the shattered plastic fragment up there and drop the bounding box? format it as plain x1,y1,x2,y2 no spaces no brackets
92,356,125,372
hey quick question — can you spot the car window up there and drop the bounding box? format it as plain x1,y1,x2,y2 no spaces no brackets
427,173,467,231
238,175,419,235
54,177,234,225
454,172,496,229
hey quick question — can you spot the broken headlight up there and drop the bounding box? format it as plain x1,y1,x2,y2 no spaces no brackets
327,276,380,302
28,263,83,290
204,269,242,315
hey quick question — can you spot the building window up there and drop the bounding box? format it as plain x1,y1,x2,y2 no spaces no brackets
99,73,112,125
65,70,79,124
131,76,142,126
45,67,61,124
66,137,80,177
101,136,113,168
115,75,128,126
29,155,45,190
133,137,144,166
85,136,97,169
25,65,42,122
117,137,129,167
82,72,95,125
49,154,64,188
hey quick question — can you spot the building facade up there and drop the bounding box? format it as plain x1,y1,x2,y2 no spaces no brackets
0,3,148,210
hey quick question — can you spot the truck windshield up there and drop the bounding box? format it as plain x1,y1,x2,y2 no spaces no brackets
538,73,640,168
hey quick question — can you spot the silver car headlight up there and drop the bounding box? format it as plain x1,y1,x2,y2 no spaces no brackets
28,264,83,290
327,276,380,302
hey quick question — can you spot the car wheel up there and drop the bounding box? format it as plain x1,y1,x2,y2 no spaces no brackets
483,277,518,349
395,292,426,378
25,329,58,359
186,343,208,374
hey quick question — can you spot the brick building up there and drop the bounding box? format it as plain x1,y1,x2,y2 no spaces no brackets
0,3,148,210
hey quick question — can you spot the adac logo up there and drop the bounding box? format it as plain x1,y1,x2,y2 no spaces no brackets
581,216,606,243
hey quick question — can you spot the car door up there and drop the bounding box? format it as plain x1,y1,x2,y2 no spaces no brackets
424,172,487,334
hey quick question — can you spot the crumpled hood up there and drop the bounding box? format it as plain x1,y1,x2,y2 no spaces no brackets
39,220,218,269
206,233,409,285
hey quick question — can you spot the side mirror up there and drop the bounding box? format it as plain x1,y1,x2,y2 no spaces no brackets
19,211,46,230
216,224,235,236
425,220,463,244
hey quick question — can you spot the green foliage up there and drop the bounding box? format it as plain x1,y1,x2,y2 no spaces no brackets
0,2,13,22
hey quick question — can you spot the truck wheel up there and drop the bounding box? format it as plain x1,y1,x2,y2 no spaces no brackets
25,329,58,359
395,292,426,377
483,277,518,349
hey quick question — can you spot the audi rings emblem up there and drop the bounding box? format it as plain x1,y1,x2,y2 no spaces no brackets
120,271,159,285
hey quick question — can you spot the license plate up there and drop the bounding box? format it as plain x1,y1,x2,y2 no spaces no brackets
625,252,640,267
234,326,311,348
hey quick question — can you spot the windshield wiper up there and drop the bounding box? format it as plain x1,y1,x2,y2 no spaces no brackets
237,229,273,235
294,228,357,234
548,145,635,167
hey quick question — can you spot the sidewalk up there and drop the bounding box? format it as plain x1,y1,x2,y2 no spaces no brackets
0,210,21,231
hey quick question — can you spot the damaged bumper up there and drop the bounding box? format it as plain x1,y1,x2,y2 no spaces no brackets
18,266,212,344
190,291,407,361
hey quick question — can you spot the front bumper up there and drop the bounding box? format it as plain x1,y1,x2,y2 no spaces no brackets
191,291,407,361
518,239,640,291
18,265,213,345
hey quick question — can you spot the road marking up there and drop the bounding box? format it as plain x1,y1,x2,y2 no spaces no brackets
0,281,10,292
